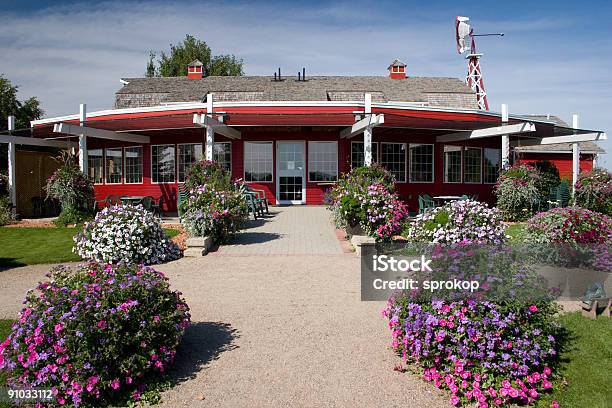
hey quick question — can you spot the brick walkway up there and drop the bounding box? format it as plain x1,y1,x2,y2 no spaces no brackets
215,206,343,256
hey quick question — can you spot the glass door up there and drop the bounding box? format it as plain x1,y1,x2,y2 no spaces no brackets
276,141,305,204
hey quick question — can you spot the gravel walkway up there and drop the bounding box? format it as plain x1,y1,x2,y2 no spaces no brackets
0,207,449,407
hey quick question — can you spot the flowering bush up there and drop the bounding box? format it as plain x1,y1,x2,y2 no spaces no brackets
0,263,190,407
494,164,542,221
45,152,94,226
183,160,233,191
404,200,507,245
523,207,612,270
326,166,409,241
180,185,248,243
74,205,180,265
0,173,12,226
573,169,612,216
384,297,562,407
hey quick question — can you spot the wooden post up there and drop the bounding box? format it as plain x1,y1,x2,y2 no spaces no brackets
572,114,580,197
364,93,373,166
205,94,214,161
501,104,510,170
79,104,88,174
7,115,17,209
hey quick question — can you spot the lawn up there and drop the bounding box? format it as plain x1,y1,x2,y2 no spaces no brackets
505,222,526,241
0,227,180,267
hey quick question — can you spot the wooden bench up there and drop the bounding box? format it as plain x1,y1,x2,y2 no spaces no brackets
581,298,612,319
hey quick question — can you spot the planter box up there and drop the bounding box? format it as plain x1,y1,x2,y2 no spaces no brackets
345,224,365,237
350,234,376,256
184,236,213,257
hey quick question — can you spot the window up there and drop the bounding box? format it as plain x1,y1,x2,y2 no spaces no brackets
443,146,462,183
351,141,378,168
464,147,482,183
308,141,338,182
484,148,501,184
213,142,232,173
152,144,176,183
244,142,273,182
105,148,122,184
124,146,143,184
178,144,203,182
409,143,434,183
381,143,407,182
87,149,104,184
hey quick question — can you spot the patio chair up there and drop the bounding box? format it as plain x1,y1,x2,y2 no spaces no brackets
418,195,436,214
177,186,188,217
460,195,470,201
558,181,570,207
243,192,260,220
105,195,121,207
244,185,269,214
547,186,560,210
152,196,165,218
141,196,154,212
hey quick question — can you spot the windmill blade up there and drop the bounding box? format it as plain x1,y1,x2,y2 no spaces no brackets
456,16,471,54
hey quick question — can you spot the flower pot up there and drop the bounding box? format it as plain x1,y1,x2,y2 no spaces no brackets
346,223,364,237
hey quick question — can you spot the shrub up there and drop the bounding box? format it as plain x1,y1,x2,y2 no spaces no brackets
183,160,232,191
0,173,13,226
0,263,190,407
533,160,561,198
494,164,542,221
573,169,612,215
384,297,561,407
326,166,408,241
180,185,248,243
405,200,507,245
74,205,181,265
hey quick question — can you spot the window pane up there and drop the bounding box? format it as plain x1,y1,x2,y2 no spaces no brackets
244,142,273,182
381,143,406,182
484,148,501,184
351,141,378,168
308,141,338,182
87,149,103,184
178,144,203,182
443,146,462,183
152,145,176,183
105,148,122,184
124,146,143,184
213,142,232,173
464,147,483,183
409,144,433,183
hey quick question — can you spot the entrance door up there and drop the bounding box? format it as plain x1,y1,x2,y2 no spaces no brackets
276,141,305,204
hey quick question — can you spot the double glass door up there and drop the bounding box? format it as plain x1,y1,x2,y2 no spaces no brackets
276,141,305,204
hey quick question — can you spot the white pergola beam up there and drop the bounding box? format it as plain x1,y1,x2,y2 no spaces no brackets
0,135,77,148
54,122,150,144
7,116,16,208
193,113,241,140
340,114,385,139
78,104,87,174
436,122,536,143
511,132,607,147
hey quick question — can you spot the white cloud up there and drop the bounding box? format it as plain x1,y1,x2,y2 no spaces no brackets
1,0,610,168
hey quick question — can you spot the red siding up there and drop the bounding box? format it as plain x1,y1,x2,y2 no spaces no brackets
518,153,594,180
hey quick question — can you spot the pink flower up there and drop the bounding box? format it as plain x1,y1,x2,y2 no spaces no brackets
529,389,538,398
450,396,460,406
54,323,64,333
494,397,503,405
551,400,560,408
542,380,552,389
97,320,107,329
529,305,538,312
111,379,120,390
543,367,552,376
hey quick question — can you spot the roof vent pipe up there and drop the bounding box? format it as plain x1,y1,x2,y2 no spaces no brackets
298,72,301,81
303,67,306,81
278,67,281,81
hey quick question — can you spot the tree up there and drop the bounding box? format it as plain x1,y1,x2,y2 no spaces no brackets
0,75,44,171
146,35,244,77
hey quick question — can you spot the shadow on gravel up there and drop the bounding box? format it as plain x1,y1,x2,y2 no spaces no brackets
169,321,240,384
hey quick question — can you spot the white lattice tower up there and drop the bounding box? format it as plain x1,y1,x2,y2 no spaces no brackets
466,52,489,110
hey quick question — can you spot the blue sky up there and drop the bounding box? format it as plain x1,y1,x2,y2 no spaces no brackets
1,0,611,168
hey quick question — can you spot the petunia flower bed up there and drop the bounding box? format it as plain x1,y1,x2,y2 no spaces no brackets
494,164,542,222
404,200,507,245
384,297,562,407
0,263,190,407
573,168,612,216
74,204,181,265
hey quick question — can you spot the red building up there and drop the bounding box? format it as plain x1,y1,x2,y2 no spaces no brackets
11,59,606,213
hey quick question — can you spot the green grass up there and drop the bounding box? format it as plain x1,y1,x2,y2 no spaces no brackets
536,312,612,407
505,222,526,242
0,227,181,267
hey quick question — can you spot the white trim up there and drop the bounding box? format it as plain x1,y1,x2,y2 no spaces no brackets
0,135,77,148
123,145,144,185
351,140,379,168
340,114,384,139
87,148,105,185
307,140,338,183
436,122,536,143
463,146,483,184
381,142,408,183
408,143,435,184
515,149,602,154
442,145,463,184
150,144,177,184
104,147,123,185
483,147,501,185
243,141,274,184
276,140,306,205
177,143,204,183
54,122,150,144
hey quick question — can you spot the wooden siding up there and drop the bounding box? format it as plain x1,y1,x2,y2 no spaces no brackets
518,153,594,180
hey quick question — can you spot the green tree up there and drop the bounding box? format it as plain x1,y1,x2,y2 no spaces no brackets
0,75,44,171
146,35,244,77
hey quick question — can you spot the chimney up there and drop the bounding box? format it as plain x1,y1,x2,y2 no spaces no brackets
187,60,204,79
388,59,407,79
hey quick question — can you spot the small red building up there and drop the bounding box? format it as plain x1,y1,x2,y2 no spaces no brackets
19,60,606,213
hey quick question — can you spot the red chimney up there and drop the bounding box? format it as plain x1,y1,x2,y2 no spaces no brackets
388,59,407,79
187,60,203,79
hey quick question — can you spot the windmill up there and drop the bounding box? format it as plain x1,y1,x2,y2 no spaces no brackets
455,16,503,111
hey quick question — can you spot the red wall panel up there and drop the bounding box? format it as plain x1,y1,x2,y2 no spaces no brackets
518,153,594,180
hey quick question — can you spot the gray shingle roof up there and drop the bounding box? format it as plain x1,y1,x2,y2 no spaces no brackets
115,75,478,109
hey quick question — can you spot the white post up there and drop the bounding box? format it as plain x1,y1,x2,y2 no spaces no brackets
363,93,372,166
79,104,88,174
7,116,17,209
572,114,580,197
205,94,214,161
501,104,510,170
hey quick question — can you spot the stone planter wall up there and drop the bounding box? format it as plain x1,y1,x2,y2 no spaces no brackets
184,236,213,257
